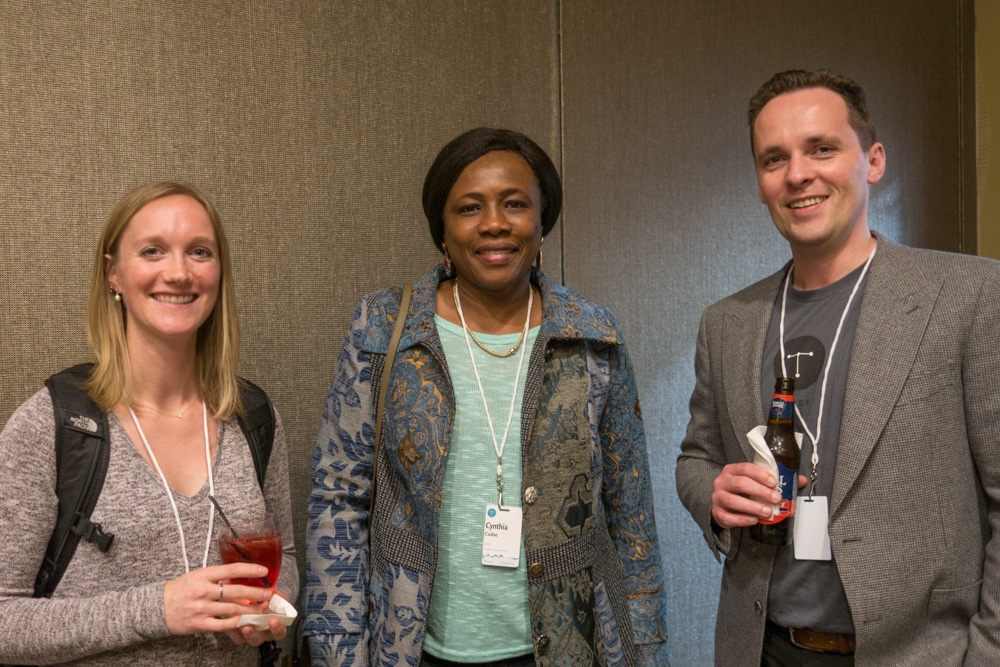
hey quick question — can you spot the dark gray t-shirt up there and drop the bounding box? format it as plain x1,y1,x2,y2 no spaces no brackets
760,262,869,634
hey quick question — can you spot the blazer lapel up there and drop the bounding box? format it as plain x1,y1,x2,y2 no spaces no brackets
831,241,943,515
723,269,787,462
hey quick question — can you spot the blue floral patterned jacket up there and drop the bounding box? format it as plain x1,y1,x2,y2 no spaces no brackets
305,267,669,666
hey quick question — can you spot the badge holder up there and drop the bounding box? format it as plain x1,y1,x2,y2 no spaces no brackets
794,496,831,560
794,472,831,561
482,504,522,568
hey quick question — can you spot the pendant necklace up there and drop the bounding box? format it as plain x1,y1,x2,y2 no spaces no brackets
133,396,200,419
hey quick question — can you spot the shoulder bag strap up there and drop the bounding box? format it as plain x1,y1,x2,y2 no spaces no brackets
369,284,412,532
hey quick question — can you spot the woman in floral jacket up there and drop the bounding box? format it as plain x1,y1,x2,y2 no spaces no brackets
305,128,668,667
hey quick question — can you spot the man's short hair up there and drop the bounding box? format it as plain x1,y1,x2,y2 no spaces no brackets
748,69,877,151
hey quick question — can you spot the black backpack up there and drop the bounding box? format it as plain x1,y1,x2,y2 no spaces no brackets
34,363,280,666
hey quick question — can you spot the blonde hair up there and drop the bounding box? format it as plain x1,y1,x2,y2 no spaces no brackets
84,181,243,420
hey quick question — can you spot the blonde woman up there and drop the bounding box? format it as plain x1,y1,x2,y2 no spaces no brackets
0,182,297,666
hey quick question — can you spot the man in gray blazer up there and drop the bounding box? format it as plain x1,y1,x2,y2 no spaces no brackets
676,69,1000,666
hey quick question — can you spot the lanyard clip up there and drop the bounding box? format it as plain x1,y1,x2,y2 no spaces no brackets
496,459,505,508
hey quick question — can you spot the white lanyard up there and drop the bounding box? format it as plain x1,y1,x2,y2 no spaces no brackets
129,402,216,572
779,246,875,496
453,280,533,508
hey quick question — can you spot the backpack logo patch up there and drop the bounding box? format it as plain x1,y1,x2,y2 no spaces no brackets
65,412,99,435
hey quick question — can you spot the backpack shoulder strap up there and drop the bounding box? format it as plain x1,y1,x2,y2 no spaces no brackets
36,363,113,598
234,379,279,667
236,378,275,491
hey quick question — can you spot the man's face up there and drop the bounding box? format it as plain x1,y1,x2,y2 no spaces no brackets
752,87,885,257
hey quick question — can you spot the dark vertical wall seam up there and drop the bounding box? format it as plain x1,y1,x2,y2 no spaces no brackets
556,0,566,285
959,0,978,254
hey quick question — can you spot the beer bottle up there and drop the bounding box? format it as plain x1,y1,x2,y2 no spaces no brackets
750,377,799,545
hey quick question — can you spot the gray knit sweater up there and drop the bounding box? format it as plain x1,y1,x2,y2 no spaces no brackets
0,388,298,665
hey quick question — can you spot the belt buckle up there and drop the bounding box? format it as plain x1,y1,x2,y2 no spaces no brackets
787,628,818,653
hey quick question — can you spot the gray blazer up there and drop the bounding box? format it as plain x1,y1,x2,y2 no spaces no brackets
676,234,1000,666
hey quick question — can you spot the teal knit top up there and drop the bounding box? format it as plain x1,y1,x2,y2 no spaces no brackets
422,316,539,661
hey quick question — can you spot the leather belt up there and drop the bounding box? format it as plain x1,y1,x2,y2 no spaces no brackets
768,620,856,655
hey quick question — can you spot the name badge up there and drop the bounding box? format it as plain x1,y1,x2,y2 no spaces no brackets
794,495,832,561
482,504,522,568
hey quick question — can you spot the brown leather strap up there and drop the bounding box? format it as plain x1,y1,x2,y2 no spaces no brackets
787,626,856,655
368,284,411,532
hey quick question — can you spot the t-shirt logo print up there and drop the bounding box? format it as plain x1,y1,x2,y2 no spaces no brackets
772,335,825,390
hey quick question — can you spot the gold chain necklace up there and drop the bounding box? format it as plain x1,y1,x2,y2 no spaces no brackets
452,280,529,359
132,396,200,419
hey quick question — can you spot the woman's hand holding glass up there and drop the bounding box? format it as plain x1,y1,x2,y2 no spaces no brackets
214,513,288,645
162,562,274,636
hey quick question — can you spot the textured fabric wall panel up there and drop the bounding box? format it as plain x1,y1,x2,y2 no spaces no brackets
0,0,560,625
2,1,976,663
560,1,970,665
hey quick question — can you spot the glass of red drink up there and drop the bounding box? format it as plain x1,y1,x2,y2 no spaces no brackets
217,514,282,601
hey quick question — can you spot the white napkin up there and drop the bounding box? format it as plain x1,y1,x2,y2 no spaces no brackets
746,425,803,519
238,594,298,630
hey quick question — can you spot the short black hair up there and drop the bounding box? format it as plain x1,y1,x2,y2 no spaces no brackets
422,127,562,252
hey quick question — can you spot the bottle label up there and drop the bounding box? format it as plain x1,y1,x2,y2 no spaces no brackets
758,460,797,525
770,393,795,420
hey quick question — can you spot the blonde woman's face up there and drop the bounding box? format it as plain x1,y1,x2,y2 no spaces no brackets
106,194,220,348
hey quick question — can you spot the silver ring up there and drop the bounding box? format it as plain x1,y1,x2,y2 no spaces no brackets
218,583,224,602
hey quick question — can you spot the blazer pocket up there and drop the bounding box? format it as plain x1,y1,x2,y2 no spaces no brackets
895,361,956,406
921,579,981,656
